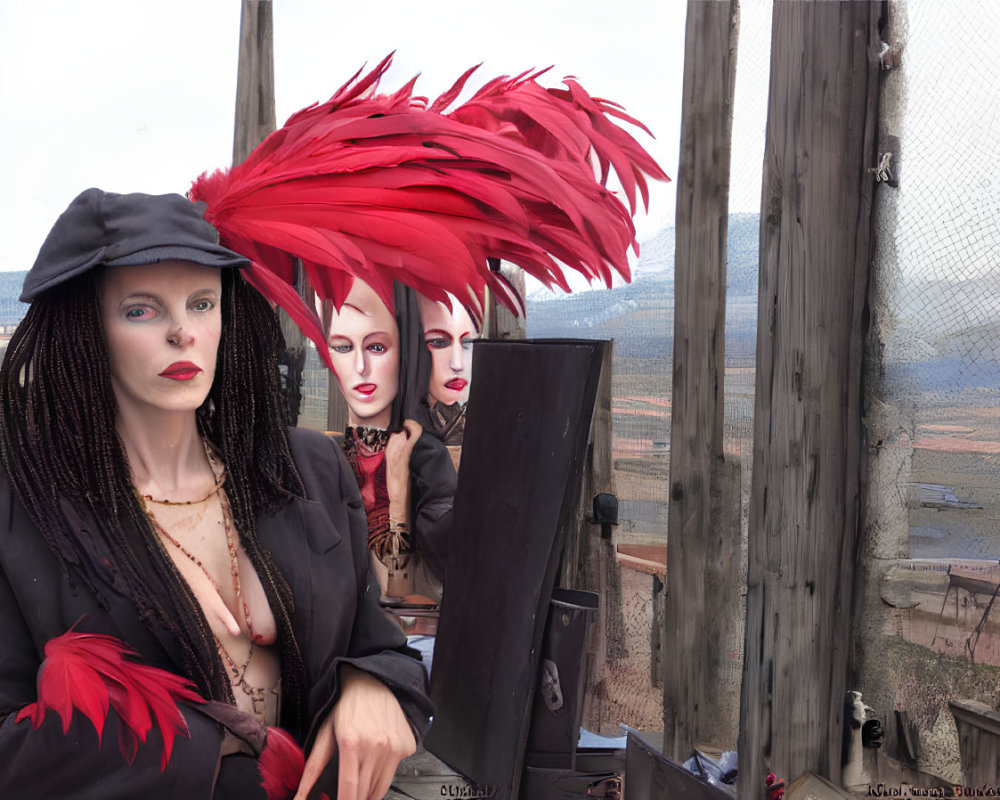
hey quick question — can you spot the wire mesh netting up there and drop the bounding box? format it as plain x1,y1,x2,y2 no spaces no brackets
860,0,1000,782
879,0,1000,568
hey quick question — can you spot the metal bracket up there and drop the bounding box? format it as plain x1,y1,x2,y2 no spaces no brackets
539,658,564,713
879,40,903,70
869,152,894,184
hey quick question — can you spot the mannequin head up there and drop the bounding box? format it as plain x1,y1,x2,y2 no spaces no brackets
416,294,477,407
326,280,400,429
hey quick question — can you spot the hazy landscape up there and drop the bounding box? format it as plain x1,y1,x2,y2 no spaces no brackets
526,213,762,541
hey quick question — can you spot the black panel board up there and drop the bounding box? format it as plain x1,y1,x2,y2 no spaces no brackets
425,339,607,800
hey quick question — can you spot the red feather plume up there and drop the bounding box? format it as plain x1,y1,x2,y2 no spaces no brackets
258,725,306,800
16,629,320,797
15,630,204,770
189,53,669,366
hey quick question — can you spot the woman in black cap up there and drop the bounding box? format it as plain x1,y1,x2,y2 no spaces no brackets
0,189,431,800
0,53,667,800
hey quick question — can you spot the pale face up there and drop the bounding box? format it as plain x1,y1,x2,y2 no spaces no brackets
417,294,477,406
100,261,222,423
326,281,400,429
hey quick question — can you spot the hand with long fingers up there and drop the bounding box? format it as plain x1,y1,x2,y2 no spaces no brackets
385,420,422,514
383,420,421,562
292,667,415,800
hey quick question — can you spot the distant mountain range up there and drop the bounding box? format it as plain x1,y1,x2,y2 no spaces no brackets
526,212,762,364
0,272,27,330
0,214,763,371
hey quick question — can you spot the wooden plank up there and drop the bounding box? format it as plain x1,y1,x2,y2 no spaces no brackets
232,0,275,165
575,341,616,730
561,341,629,727
617,544,667,564
624,728,734,800
737,1,883,795
562,343,615,589
950,699,1000,784
651,574,666,689
232,0,309,425
662,0,739,762
485,260,526,341
326,372,349,433
616,553,666,579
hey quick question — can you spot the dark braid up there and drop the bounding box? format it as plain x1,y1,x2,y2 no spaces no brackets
202,271,309,723
0,268,307,711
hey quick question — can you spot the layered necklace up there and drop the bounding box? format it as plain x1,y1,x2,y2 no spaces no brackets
137,439,279,725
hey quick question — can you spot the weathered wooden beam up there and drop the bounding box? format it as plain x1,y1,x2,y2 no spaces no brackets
662,0,739,762
950,700,1000,784
233,0,275,165
737,2,882,795
232,0,311,426
326,376,349,433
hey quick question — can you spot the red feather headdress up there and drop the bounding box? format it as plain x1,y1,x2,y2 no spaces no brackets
189,53,669,366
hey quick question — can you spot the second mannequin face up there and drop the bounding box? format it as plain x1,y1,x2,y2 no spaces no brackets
326,281,400,429
417,294,477,406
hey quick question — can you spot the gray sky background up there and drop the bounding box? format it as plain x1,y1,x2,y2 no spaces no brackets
0,0,689,275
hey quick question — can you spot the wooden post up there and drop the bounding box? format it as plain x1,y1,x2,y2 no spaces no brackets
232,0,275,165
326,379,349,434
737,2,881,795
662,0,739,762
232,0,309,425
485,260,527,341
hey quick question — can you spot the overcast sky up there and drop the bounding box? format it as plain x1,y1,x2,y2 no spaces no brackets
0,0,687,274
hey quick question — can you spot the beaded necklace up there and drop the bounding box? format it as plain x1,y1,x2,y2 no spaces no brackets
140,437,227,506
141,471,226,506
137,440,277,722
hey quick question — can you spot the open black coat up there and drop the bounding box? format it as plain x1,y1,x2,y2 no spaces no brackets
0,427,432,799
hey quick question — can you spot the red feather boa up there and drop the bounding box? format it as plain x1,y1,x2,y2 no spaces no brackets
15,630,203,771
15,629,310,798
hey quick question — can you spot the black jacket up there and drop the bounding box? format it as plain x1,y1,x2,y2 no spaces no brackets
406,430,457,582
0,427,431,799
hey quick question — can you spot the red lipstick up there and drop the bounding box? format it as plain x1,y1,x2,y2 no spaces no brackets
159,361,202,381
354,383,377,397
445,378,468,392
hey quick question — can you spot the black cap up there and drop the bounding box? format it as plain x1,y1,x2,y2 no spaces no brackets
21,188,250,302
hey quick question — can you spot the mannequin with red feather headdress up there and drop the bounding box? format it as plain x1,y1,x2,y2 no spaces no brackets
322,279,456,603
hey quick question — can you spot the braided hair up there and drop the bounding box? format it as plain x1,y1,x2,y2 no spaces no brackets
0,267,308,711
